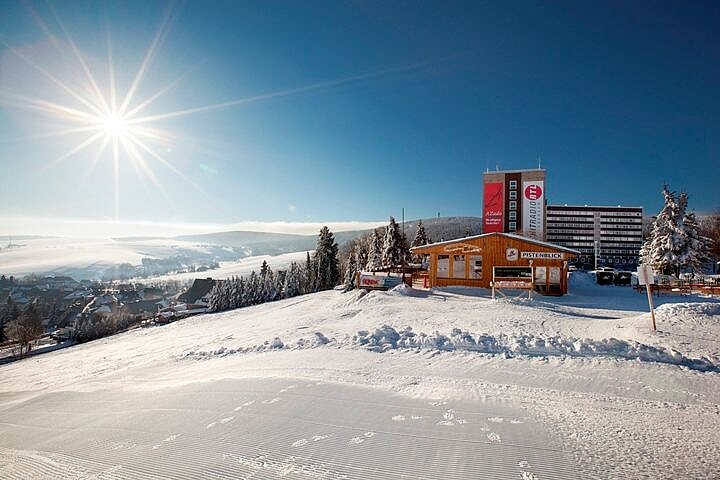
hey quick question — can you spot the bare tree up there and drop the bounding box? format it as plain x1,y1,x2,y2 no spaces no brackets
5,301,43,356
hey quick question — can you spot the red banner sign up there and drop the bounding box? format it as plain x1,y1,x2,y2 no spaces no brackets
483,182,504,233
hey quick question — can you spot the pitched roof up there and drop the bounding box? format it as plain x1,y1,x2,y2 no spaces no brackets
178,278,216,303
410,232,580,255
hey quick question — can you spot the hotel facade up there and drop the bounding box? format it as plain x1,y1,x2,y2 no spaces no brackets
545,205,643,268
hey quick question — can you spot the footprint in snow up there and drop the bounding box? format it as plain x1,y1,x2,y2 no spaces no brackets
279,385,297,393
487,432,502,443
392,415,406,422
348,437,364,445
518,461,530,469
363,431,375,438
206,422,217,429
292,439,309,447
311,435,329,442
219,416,234,424
488,417,505,423
520,472,538,480
262,397,281,404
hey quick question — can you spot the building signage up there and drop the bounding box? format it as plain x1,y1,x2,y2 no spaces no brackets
483,182,504,233
522,181,544,239
521,251,564,259
506,247,519,261
359,274,403,290
444,243,481,253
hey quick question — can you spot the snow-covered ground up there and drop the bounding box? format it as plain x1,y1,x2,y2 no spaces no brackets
1,272,719,478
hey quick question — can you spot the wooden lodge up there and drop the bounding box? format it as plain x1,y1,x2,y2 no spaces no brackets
410,232,579,296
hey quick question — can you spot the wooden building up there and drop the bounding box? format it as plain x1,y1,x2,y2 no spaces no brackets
410,232,579,295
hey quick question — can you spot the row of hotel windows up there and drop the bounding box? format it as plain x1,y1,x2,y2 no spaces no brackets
577,257,639,264
436,254,483,279
548,210,641,217
547,224,642,231
547,216,642,224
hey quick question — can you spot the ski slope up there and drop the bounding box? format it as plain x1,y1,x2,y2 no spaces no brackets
1,272,719,478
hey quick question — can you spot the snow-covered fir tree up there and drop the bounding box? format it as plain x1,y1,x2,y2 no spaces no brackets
304,251,316,293
344,253,357,292
382,217,409,268
366,228,384,271
411,219,431,263
313,226,340,291
354,239,369,273
283,262,303,298
641,186,708,275
260,260,269,279
677,192,708,273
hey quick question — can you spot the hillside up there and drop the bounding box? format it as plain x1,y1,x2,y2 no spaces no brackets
1,272,718,478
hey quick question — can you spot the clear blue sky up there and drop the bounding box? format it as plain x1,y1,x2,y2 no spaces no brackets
1,0,718,234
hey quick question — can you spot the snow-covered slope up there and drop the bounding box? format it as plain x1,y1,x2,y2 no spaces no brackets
1,272,719,478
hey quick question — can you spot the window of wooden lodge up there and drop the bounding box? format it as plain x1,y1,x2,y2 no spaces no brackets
437,255,449,278
469,255,482,279
452,255,465,278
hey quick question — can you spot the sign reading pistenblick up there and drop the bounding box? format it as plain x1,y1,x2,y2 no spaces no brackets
521,251,564,259
522,181,544,239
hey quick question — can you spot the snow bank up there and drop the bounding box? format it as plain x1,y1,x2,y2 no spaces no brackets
180,324,719,373
351,326,719,372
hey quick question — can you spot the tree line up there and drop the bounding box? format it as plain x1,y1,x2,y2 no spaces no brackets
208,226,341,312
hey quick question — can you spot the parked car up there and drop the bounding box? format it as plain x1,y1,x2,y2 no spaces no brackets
596,270,615,285
613,271,632,286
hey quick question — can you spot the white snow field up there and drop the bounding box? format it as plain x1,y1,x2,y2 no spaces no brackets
1,272,719,479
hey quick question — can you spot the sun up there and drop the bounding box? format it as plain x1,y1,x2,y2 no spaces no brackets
102,113,129,138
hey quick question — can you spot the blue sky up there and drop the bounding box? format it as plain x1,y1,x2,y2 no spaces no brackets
1,1,718,235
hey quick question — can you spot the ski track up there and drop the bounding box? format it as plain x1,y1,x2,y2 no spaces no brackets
0,379,576,479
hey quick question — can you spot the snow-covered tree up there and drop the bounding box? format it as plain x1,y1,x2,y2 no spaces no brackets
304,251,316,293
382,217,409,268
354,240,369,273
410,219,431,263
366,228,384,271
641,186,708,275
344,253,357,292
313,226,340,291
283,262,303,298
677,192,708,273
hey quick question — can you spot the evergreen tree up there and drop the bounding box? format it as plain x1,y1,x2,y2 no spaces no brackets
260,260,269,279
344,252,357,292
283,262,303,298
305,251,316,293
677,192,708,273
382,217,409,268
313,226,341,290
641,186,708,275
411,219,431,263
366,228,384,271
354,239,369,273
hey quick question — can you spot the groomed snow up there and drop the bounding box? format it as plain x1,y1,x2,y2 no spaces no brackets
1,272,719,478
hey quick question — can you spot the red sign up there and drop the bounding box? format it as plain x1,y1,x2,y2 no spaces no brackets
524,184,543,201
483,182,504,233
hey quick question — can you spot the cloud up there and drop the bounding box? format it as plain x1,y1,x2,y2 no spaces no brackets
288,204,297,213
0,216,385,238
